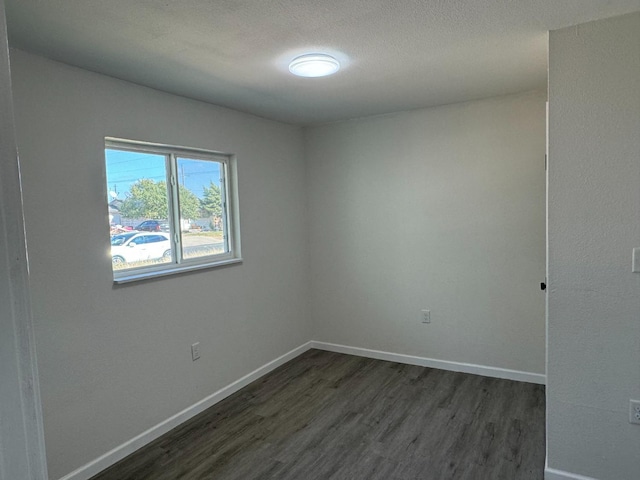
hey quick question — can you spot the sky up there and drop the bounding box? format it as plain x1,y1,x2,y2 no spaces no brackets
105,149,222,202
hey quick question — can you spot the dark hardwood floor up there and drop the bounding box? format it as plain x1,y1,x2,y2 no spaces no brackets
90,349,545,480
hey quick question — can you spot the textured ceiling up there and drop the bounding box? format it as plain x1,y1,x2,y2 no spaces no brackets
5,0,640,125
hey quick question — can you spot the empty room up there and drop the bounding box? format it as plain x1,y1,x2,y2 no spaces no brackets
1,1,639,480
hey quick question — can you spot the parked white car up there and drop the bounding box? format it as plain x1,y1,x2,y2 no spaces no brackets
111,232,171,265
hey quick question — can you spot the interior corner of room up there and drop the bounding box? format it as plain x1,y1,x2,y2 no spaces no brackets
1,2,639,480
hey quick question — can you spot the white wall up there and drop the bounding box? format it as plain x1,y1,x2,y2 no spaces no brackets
9,50,311,480
547,12,640,480
305,90,546,375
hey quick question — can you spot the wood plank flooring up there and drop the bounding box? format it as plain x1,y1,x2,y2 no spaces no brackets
90,349,545,480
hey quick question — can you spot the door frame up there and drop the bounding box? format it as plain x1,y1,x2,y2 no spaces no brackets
0,1,48,478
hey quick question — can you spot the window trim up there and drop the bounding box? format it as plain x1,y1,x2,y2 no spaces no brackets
105,138,242,284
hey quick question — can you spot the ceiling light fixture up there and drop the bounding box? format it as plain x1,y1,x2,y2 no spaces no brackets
289,53,340,78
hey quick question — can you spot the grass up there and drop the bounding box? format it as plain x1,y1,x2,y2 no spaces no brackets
112,257,171,271
184,231,224,240
113,245,225,270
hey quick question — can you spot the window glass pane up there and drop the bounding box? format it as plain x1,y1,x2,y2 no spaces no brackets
105,149,173,270
176,157,227,260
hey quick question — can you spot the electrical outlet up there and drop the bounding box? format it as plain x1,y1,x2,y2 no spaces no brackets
191,342,201,361
630,399,640,425
421,309,431,324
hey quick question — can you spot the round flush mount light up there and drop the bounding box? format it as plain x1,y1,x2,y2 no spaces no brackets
289,53,340,77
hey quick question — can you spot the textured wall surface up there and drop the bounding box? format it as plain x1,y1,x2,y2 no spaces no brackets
547,12,640,480
10,50,311,480
306,90,546,375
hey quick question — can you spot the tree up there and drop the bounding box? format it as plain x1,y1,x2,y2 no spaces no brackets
119,179,200,220
201,181,222,218
120,179,168,219
178,185,201,220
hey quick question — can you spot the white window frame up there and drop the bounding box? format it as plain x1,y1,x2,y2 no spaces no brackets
106,138,242,283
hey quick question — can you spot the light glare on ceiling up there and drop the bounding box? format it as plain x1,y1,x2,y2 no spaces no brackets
289,54,340,78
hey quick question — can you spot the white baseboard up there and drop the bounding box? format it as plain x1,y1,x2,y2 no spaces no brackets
58,341,314,480
310,341,546,385
545,467,599,480
59,340,545,480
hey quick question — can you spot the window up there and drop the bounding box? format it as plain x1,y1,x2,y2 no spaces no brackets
105,138,241,283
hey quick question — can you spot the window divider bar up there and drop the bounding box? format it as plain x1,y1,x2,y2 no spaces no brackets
167,154,183,264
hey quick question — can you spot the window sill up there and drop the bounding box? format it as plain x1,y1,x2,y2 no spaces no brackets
113,257,243,285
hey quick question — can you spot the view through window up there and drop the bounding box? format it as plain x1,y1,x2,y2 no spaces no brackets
105,139,238,280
